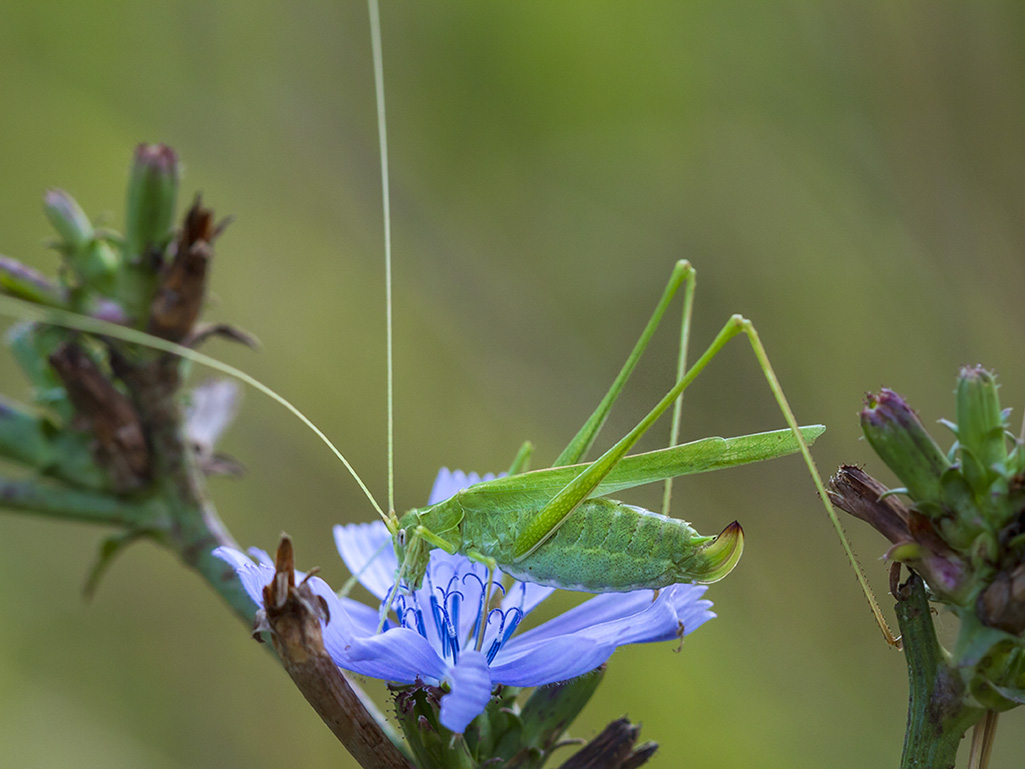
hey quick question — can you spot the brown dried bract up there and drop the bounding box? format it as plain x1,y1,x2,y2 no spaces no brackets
977,563,1025,635
256,535,413,769
48,341,150,491
828,464,912,545
557,718,657,769
147,196,224,342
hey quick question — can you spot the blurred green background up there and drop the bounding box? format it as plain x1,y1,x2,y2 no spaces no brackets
2,2,1025,767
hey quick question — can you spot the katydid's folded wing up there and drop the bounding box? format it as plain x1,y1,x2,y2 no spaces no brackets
607,423,826,496
457,424,825,507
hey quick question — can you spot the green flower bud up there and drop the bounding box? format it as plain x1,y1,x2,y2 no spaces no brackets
124,143,179,264
0,255,66,307
43,189,119,296
955,366,1008,499
43,188,93,252
861,389,951,507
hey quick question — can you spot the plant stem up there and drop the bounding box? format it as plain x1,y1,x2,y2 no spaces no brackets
898,573,985,768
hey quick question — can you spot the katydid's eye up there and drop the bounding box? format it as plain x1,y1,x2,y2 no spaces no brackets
397,530,406,546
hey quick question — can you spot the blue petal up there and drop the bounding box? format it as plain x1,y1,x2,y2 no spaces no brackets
214,545,389,639
326,592,381,636
213,546,273,607
333,522,397,601
512,585,711,646
490,585,714,685
322,623,450,684
439,650,493,734
489,634,616,686
500,578,555,616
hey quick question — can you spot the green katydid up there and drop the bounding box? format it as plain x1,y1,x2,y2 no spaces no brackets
385,260,819,594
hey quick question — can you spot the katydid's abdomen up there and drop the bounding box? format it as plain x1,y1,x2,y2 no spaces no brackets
456,496,744,591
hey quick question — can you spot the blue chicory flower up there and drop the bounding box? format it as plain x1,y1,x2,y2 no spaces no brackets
215,468,716,733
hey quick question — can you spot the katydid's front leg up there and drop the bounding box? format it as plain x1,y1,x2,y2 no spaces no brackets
378,521,461,632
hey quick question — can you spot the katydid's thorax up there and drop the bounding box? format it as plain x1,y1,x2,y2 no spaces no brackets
396,496,468,587
400,495,466,546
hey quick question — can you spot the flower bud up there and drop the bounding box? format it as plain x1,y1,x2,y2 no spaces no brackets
43,189,119,296
124,144,179,264
392,684,454,769
0,255,66,307
861,389,951,507
43,188,93,251
955,366,1008,498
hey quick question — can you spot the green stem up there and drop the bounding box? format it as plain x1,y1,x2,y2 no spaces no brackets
0,476,147,523
898,573,985,769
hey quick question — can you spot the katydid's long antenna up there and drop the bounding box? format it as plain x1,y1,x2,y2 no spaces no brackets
0,295,387,522
368,0,395,515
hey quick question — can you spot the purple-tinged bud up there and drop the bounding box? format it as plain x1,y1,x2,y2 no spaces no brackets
124,144,179,265
955,366,1008,498
90,299,129,325
44,189,94,252
861,389,951,507
0,255,66,307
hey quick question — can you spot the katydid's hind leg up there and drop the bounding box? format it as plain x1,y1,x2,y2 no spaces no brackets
644,310,896,644
735,316,898,646
518,299,898,645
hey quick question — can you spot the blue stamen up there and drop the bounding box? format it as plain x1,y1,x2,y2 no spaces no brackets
484,607,524,664
412,606,427,638
429,593,449,658
450,590,461,648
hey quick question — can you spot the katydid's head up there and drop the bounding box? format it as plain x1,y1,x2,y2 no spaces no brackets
689,521,744,583
392,510,431,589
